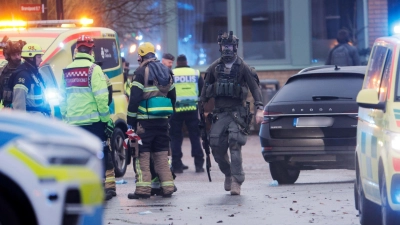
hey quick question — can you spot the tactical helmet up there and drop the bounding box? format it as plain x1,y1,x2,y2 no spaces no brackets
77,35,95,48
217,31,239,53
0,36,26,60
21,43,44,58
218,31,239,63
138,42,155,56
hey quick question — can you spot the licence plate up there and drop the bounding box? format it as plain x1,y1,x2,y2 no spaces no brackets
293,117,334,127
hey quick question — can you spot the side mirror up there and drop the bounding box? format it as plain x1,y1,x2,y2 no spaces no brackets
356,89,385,110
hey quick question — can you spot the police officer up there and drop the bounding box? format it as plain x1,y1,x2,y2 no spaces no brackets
161,53,175,69
59,35,117,201
200,31,264,195
127,42,175,199
170,54,204,173
0,37,25,108
8,43,51,115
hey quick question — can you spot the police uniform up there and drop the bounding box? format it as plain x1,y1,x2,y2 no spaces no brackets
170,63,204,172
59,50,116,199
200,32,263,195
127,42,176,199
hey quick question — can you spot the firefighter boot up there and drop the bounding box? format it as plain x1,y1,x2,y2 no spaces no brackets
230,179,241,195
224,176,232,191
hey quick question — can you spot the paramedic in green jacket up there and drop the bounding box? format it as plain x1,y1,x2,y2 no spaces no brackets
127,42,176,199
59,35,116,201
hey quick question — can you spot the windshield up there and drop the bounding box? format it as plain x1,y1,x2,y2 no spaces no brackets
39,65,58,89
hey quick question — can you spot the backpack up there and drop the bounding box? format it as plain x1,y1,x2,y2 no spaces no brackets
138,59,174,117
330,44,351,66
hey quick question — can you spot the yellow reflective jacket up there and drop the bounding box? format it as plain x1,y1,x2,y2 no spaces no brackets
172,67,199,112
60,52,110,125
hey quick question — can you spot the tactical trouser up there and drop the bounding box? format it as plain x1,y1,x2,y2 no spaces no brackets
209,111,248,184
134,127,174,195
80,122,116,191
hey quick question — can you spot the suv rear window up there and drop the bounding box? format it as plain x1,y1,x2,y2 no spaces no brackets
272,74,364,102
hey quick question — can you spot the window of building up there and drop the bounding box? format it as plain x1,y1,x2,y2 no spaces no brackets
177,0,227,67
241,0,285,61
311,0,357,64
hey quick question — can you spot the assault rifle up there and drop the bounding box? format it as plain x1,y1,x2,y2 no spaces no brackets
199,103,212,182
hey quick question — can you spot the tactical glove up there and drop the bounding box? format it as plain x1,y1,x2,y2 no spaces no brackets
105,119,115,138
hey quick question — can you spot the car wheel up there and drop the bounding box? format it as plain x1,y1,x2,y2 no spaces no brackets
269,162,300,184
111,127,128,177
380,171,400,225
356,162,381,225
0,195,20,225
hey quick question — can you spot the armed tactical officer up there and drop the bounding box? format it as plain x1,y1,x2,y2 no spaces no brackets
127,42,176,199
59,36,117,201
0,37,25,108
8,43,51,115
200,31,264,195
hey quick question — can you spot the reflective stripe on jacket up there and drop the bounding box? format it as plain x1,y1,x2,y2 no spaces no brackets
172,67,199,112
60,52,110,125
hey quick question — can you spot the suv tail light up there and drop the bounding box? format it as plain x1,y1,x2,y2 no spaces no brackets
262,111,281,124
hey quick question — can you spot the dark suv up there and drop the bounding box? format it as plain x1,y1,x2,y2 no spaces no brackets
259,65,366,184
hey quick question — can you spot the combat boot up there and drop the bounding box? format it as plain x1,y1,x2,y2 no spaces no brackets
230,180,241,195
224,176,232,191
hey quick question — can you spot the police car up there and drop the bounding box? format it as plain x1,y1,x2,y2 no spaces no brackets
0,112,104,225
0,19,130,177
355,36,400,224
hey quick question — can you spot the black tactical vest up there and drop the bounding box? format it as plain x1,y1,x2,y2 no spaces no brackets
0,64,17,107
214,61,243,99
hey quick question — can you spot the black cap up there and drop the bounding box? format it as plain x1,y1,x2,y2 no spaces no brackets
162,53,175,61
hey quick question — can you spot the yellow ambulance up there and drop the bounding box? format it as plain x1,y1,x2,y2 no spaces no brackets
355,36,400,224
0,19,130,177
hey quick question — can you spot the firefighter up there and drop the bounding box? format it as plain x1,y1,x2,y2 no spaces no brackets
170,54,204,173
59,35,117,201
127,42,176,199
200,31,264,195
0,37,25,108
8,43,51,115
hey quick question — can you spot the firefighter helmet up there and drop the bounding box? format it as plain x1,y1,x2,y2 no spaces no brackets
77,35,95,48
21,43,44,58
138,42,155,56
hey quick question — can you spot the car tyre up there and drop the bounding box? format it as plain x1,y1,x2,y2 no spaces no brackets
356,161,381,225
111,127,128,177
269,162,300,184
0,195,21,225
380,171,400,225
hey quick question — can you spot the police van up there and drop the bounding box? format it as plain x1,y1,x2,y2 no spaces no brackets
355,36,400,224
0,112,104,225
0,19,130,177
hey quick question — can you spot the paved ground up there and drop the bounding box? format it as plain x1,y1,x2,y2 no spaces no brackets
104,134,360,225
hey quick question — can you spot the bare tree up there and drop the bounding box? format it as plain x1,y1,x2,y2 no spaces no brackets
2,0,175,37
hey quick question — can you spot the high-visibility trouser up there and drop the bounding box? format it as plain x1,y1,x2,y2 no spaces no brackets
104,147,116,190
135,151,174,195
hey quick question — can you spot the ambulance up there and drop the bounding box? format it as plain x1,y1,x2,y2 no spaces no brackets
355,36,400,224
0,111,104,225
0,19,130,177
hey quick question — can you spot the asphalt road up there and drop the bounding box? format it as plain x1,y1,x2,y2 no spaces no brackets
104,134,360,225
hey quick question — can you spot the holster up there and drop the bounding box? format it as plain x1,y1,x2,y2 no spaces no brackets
130,140,139,158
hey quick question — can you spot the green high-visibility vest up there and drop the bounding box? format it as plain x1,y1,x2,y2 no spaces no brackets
172,67,199,112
